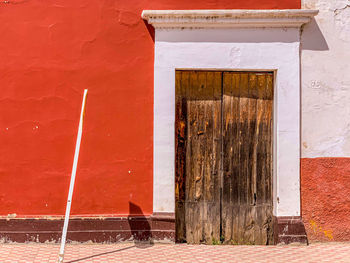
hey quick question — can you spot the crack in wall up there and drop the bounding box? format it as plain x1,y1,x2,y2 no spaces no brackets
334,3,350,15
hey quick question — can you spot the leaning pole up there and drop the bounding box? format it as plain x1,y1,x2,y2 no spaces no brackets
58,89,88,263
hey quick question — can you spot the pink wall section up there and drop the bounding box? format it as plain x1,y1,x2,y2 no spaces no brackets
301,158,350,242
0,0,301,217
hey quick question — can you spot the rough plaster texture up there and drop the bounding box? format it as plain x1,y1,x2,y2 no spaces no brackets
154,28,301,216
301,158,350,242
301,0,350,242
0,0,155,217
0,0,301,218
302,0,350,158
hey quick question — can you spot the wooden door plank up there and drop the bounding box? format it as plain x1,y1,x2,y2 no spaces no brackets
175,71,187,242
186,71,200,243
256,74,267,206
178,71,222,244
222,72,233,243
184,71,196,244
255,74,267,244
222,72,243,244
205,71,222,244
248,73,259,244
265,74,274,205
237,72,250,245
230,73,241,244
197,71,208,244
239,72,249,208
248,73,258,207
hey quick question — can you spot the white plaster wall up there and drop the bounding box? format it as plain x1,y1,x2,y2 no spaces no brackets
154,28,301,216
302,0,350,157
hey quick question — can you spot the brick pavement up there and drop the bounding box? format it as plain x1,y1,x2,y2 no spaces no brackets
0,242,349,263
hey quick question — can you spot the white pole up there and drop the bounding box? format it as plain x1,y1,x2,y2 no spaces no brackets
58,89,88,263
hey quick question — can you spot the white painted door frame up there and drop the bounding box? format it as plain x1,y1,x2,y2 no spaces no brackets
142,9,318,217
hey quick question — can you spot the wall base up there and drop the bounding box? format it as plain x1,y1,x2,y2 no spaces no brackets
0,213,175,243
0,214,309,245
274,216,308,245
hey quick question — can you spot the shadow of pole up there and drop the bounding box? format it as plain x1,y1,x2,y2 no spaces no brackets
65,245,135,263
65,202,154,262
128,201,154,248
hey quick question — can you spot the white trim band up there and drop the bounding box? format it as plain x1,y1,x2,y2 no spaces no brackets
142,9,318,28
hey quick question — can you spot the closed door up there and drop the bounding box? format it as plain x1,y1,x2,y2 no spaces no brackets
175,70,274,245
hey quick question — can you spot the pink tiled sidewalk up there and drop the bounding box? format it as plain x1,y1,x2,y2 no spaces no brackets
0,242,350,263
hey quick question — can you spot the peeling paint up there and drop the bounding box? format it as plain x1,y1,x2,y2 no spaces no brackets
309,220,333,240
282,225,289,236
229,47,241,66
6,213,17,219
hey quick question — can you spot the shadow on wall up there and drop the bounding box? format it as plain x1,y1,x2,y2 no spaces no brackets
128,202,154,248
302,18,329,51
143,19,155,42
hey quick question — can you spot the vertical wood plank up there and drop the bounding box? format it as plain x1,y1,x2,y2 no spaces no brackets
266,74,274,205
205,71,221,244
175,71,187,242
199,71,207,243
179,71,222,244
255,73,267,244
239,72,249,208
222,72,232,243
248,73,257,207
248,73,258,244
184,71,195,243
231,73,241,244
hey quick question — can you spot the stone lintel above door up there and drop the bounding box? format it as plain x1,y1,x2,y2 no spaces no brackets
142,9,318,29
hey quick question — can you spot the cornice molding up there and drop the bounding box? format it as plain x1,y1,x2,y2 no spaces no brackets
141,9,319,29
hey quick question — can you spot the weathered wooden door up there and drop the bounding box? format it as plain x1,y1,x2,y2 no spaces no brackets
175,70,274,245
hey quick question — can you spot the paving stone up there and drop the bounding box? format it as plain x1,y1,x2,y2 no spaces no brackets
0,243,350,262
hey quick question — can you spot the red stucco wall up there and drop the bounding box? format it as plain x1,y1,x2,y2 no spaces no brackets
0,0,301,217
301,158,350,242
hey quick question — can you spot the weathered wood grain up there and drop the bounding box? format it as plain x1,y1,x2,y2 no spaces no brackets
221,72,274,245
176,71,221,244
175,71,188,242
176,70,274,245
